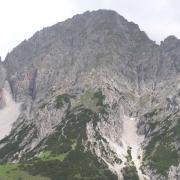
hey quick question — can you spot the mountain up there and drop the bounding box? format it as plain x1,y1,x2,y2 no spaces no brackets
0,9,180,180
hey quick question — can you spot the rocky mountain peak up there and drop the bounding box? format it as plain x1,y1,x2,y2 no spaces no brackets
161,35,180,52
0,10,180,180
2,10,153,101
163,35,179,44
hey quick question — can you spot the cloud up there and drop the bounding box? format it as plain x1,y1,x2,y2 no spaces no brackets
0,0,180,60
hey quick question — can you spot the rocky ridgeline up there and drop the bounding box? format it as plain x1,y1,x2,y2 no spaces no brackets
0,10,180,180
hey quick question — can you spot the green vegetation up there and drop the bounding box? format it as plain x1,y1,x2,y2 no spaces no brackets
55,94,71,109
126,147,132,162
22,149,117,180
114,157,122,164
122,147,139,180
0,164,49,180
80,89,108,113
80,90,98,111
122,166,139,180
144,114,180,177
172,119,180,140
148,122,159,132
21,122,117,179
144,110,158,118
0,123,37,162
38,151,69,162
144,129,179,176
151,143,178,176
143,109,161,133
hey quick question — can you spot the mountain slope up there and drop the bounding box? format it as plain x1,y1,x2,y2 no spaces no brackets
0,10,180,180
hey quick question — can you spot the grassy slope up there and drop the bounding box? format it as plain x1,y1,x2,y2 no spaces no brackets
0,164,50,180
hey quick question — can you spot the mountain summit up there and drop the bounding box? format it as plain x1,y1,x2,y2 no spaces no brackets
0,10,180,180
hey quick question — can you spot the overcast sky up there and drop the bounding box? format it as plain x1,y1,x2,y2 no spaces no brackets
0,0,180,60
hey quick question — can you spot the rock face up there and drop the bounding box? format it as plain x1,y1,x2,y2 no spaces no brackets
0,10,180,180
0,61,6,108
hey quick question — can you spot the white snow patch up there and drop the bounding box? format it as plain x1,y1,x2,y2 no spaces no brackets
0,87,21,140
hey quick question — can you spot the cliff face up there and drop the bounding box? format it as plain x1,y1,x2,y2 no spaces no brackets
0,62,6,109
0,61,6,86
0,10,180,180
